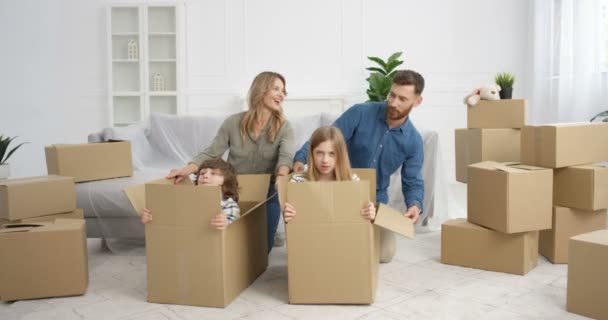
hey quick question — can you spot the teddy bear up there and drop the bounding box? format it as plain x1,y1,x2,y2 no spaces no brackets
464,85,501,106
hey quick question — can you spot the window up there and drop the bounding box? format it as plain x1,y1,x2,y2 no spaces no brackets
602,0,608,71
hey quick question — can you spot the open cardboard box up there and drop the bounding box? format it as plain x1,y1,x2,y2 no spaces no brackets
125,175,270,307
276,169,414,304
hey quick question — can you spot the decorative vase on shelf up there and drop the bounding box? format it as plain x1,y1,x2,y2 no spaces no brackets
127,40,138,60
153,73,165,91
0,163,10,179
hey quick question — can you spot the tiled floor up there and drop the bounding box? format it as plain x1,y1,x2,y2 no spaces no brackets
0,183,591,319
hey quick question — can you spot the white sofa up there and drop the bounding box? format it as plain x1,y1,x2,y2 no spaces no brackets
80,112,447,241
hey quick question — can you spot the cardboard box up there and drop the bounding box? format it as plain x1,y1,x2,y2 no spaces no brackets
521,122,608,168
0,175,76,221
467,99,527,129
567,229,608,319
468,161,553,233
554,164,608,211
277,169,414,304
0,208,84,225
132,175,270,308
455,128,520,183
45,141,133,182
539,206,607,264
441,219,539,275
0,219,88,301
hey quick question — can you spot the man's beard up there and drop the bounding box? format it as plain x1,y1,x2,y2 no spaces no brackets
386,104,412,121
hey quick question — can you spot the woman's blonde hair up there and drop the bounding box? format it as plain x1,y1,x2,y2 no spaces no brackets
240,71,287,143
305,126,354,181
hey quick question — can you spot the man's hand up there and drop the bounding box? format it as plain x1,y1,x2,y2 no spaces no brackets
404,205,420,224
292,161,305,173
141,208,153,224
166,163,198,184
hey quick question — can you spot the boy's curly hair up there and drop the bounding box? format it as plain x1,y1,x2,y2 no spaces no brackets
195,159,239,202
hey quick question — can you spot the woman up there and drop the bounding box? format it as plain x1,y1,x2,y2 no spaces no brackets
168,71,295,252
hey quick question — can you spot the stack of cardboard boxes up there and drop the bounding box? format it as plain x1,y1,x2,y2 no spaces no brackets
0,175,88,301
519,123,608,318
0,140,134,301
445,99,548,275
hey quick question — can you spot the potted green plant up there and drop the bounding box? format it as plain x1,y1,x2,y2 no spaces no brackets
495,72,515,99
366,51,404,102
0,135,27,179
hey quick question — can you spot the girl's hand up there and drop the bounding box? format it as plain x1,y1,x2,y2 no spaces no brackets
283,202,297,223
361,201,376,221
210,213,228,230
141,208,153,224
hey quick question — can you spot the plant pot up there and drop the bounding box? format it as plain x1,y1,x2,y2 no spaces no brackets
500,87,513,99
0,163,9,179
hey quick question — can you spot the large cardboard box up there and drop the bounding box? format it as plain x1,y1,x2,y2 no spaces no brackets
467,99,527,129
140,175,270,308
0,219,88,301
539,206,607,264
554,164,608,211
521,122,608,168
567,229,608,319
277,169,414,304
0,175,76,221
45,141,133,182
0,208,84,225
441,219,539,275
455,128,520,183
468,161,553,233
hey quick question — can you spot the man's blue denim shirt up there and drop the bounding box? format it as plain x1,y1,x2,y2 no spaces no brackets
294,102,425,213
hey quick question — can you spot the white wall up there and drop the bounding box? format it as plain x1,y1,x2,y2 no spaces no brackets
0,0,531,181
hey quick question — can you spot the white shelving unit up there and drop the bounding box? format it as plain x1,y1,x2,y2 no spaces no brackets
107,4,182,127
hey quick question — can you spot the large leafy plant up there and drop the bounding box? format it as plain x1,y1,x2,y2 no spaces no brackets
0,135,27,165
366,51,404,102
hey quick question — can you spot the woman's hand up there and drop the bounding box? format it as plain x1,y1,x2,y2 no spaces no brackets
210,213,228,230
361,201,376,221
166,163,198,184
141,208,153,224
283,202,297,223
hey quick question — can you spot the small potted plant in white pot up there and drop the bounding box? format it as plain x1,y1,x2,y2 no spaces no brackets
495,72,515,99
0,135,27,179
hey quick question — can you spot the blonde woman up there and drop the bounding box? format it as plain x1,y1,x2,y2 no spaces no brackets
168,71,295,252
283,126,376,223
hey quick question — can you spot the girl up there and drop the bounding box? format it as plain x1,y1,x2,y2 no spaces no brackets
141,158,240,230
283,126,375,222
166,71,295,251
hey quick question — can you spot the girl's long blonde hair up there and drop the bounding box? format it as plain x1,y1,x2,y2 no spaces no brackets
240,71,287,143
305,126,354,181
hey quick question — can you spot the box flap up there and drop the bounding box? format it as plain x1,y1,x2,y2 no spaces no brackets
571,229,608,246
353,168,376,203
472,161,546,173
124,177,193,216
373,204,415,239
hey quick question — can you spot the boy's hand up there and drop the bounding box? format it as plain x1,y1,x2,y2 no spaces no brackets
361,201,376,221
283,202,297,223
141,208,153,224
210,213,228,230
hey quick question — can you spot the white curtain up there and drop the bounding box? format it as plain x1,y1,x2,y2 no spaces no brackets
530,0,608,124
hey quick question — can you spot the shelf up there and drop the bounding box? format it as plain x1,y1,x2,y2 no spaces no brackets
112,33,139,36
149,59,175,62
113,92,141,96
148,32,175,36
149,91,177,96
113,59,139,63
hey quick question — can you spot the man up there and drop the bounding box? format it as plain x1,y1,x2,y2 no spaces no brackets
292,69,425,262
